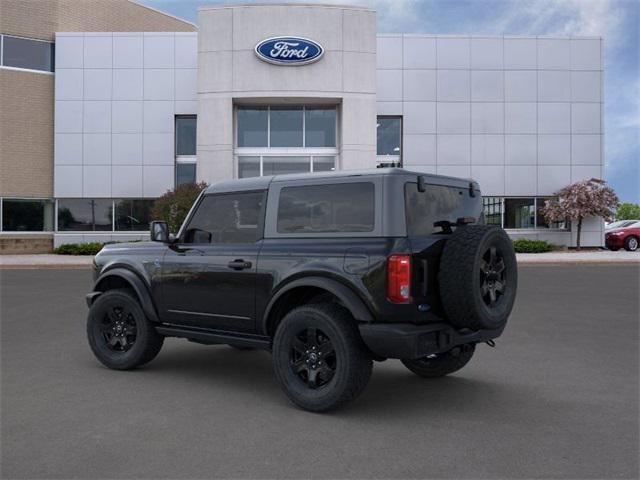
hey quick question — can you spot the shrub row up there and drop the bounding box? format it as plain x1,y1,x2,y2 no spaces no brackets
53,242,106,256
512,238,554,253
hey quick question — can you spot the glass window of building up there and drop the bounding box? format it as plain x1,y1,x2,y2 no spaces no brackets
2,198,54,231
277,183,375,234
183,192,265,244
304,107,336,147
270,107,304,147
504,198,535,229
114,199,154,231
536,197,568,229
377,116,402,163
175,115,197,186
57,199,111,231
482,197,503,226
237,107,268,147
176,115,196,156
236,105,338,179
1,35,54,72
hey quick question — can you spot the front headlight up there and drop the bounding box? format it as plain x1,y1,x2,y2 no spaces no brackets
609,231,624,236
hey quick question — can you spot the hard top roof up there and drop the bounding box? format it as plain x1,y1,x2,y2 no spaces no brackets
204,168,475,194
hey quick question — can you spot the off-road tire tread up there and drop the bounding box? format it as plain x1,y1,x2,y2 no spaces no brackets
439,225,512,330
87,289,164,370
273,303,373,412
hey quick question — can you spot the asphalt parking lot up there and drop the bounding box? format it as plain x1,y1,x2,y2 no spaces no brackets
1,266,638,479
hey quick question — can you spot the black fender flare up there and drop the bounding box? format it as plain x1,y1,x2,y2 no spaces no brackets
261,276,373,335
91,267,160,323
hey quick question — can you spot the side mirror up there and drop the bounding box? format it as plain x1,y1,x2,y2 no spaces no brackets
150,221,170,243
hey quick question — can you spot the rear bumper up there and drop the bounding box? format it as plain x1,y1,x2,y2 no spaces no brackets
359,322,505,360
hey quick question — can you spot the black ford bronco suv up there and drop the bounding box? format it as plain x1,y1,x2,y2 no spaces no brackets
86,168,517,411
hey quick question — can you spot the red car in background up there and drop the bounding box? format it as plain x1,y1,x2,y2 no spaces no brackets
605,221,640,251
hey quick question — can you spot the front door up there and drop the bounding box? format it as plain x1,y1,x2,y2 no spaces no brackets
159,191,266,333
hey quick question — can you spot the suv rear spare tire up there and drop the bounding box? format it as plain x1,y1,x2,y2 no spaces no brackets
439,225,517,330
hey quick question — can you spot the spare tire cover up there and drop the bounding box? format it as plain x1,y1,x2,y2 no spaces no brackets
438,225,517,330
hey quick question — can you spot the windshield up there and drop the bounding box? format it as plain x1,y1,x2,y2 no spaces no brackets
607,220,637,229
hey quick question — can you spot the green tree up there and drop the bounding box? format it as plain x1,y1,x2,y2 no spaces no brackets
616,202,640,220
151,182,208,233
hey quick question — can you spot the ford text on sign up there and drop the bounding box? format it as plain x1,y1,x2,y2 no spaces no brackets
255,37,324,66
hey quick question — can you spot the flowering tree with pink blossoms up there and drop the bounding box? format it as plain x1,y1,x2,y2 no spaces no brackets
543,178,619,250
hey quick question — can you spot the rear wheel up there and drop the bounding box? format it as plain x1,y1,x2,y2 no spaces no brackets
402,344,475,378
272,303,372,412
87,289,164,370
624,236,638,251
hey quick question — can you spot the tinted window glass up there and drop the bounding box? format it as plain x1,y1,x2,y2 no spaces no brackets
237,107,268,147
377,117,402,156
270,107,303,147
184,192,264,244
504,198,535,229
176,163,196,185
175,116,196,155
3,199,54,231
57,199,111,231
277,183,375,234
114,199,154,231
405,182,482,236
305,108,336,147
2,35,54,72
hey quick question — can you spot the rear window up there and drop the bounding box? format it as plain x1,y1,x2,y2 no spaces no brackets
277,183,375,233
405,182,481,236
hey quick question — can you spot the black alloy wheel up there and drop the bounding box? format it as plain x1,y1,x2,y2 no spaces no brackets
100,305,138,352
479,246,506,308
290,327,337,389
87,289,164,370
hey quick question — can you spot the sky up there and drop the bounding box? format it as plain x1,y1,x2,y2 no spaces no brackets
140,0,639,203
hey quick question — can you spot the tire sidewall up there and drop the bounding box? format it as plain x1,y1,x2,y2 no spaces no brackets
87,291,151,369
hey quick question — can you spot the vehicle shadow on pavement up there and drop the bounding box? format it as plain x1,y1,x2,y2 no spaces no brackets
117,341,534,417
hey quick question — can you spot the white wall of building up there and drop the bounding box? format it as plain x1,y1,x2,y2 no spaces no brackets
377,35,604,245
54,31,198,199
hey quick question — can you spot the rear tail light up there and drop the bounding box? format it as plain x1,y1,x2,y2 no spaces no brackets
387,255,411,303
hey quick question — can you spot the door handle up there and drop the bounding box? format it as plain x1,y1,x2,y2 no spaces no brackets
227,259,252,270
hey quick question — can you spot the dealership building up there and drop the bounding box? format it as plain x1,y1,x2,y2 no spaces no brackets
0,1,605,252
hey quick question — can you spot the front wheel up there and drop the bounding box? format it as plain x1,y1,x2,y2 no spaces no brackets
272,303,373,412
87,289,164,370
401,344,475,378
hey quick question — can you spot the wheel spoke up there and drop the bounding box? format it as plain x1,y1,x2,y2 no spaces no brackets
481,282,489,297
292,336,307,354
292,358,307,374
107,335,119,348
318,341,334,357
494,259,505,274
479,259,490,274
489,287,497,306
307,368,318,388
494,280,505,293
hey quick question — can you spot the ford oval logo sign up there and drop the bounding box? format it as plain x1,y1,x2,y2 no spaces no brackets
255,37,324,66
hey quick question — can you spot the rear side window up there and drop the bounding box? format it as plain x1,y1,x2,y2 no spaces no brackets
184,192,265,244
277,183,375,233
405,182,481,236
